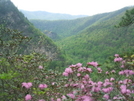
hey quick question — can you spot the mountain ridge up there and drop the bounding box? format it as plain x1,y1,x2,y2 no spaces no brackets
20,10,88,20
0,0,65,62
30,6,134,63
30,7,131,39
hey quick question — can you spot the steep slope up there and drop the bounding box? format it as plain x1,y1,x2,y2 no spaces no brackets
30,6,134,64
0,0,64,61
57,7,134,63
20,10,88,20
30,15,107,39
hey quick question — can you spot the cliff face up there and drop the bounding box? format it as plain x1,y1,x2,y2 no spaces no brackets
0,0,64,61
43,30,60,41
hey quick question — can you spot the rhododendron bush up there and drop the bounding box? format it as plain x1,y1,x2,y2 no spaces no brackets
0,46,134,100
20,54,134,101
0,25,134,101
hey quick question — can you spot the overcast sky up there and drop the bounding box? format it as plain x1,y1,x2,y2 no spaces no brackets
11,0,134,15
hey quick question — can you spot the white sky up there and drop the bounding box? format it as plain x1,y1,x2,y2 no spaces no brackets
11,0,134,15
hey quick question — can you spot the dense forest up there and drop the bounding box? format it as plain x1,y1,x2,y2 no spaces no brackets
0,0,67,67
0,0,134,101
30,7,134,64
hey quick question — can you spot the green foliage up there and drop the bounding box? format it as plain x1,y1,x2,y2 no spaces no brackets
117,7,134,27
56,18,134,64
0,25,31,56
0,0,67,68
30,13,109,40
30,7,134,64
0,2,134,100
13,52,134,101
30,7,130,40
0,28,48,100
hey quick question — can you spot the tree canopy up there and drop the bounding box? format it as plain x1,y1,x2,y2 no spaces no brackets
118,7,134,27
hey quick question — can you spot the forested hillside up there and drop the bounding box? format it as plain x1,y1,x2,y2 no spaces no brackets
1,0,134,100
30,7,131,39
30,14,111,39
20,10,87,20
0,0,66,65
30,7,134,64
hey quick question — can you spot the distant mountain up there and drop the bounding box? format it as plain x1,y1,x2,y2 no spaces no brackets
30,6,134,63
30,7,131,39
20,10,88,20
0,0,65,62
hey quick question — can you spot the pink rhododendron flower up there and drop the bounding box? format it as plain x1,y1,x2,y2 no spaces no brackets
38,65,43,69
121,88,127,94
110,77,115,81
25,94,32,101
122,60,126,64
119,70,134,76
87,61,98,67
72,83,79,87
22,82,32,89
106,71,109,74
97,67,102,73
92,86,101,92
126,89,131,94
114,54,119,57
77,73,81,77
121,65,125,68
114,57,123,62
62,95,67,100
97,81,103,87
76,95,94,101
52,82,56,85
105,79,109,82
62,72,69,76
111,70,116,73
76,63,82,67
65,68,73,74
119,71,124,75
113,96,124,100
103,81,113,87
129,70,134,75
102,87,113,93
84,74,90,79
56,98,62,101
67,93,75,99
38,84,48,90
86,68,92,73
77,67,86,72
64,84,69,87
80,84,85,89
120,85,127,94
82,80,87,84
123,79,132,84
103,94,109,100
69,64,76,68
118,80,123,84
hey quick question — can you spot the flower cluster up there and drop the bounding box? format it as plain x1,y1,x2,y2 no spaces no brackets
38,84,48,90
22,82,32,89
119,70,134,76
21,54,134,101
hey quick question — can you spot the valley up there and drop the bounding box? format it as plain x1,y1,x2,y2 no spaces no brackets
29,7,134,64
0,0,134,100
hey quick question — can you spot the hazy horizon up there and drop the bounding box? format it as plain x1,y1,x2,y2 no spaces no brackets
11,0,134,16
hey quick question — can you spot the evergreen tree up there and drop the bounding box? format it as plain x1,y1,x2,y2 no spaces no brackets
117,8,134,27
